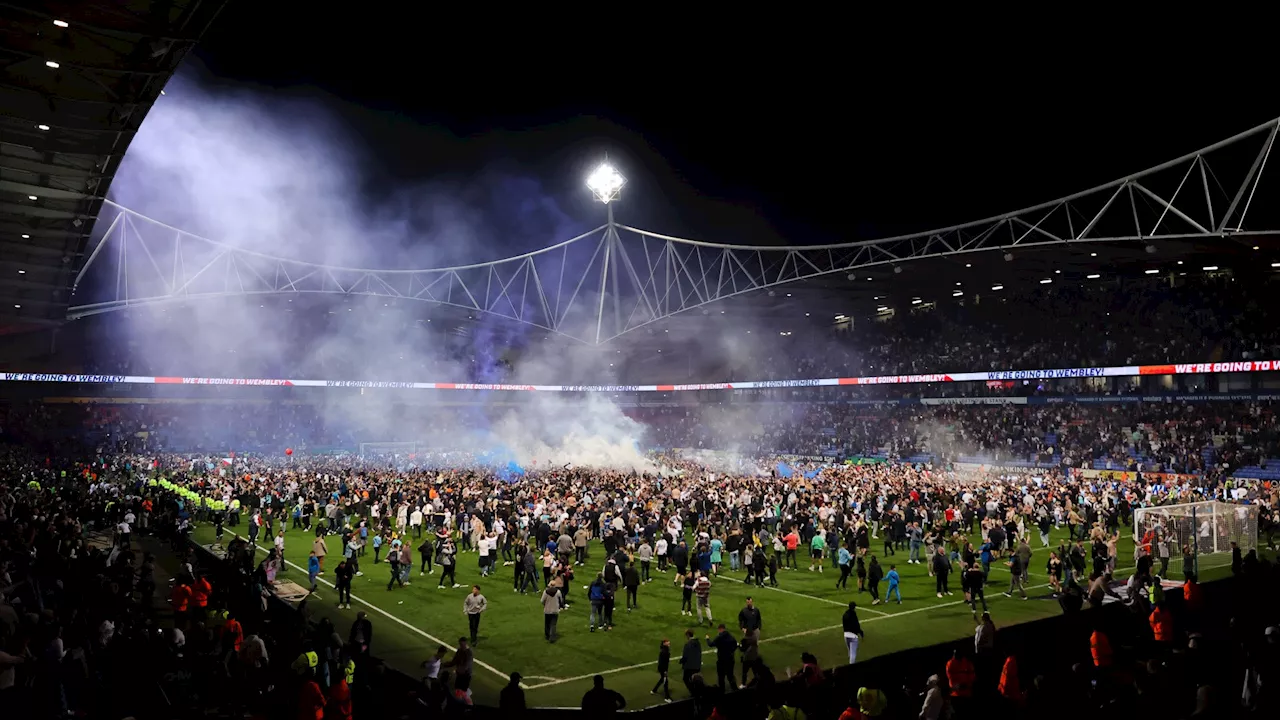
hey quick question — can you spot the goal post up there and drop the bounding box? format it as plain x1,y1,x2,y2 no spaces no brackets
1133,500,1259,574
358,441,421,459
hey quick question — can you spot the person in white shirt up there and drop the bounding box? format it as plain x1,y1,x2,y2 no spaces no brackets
116,519,131,549
478,532,493,576
421,646,446,679
410,507,424,537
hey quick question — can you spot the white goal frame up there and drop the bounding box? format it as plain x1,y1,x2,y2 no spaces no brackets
358,441,422,459
1133,500,1259,557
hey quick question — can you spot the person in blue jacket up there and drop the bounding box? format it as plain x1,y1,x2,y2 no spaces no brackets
884,564,902,604
308,551,321,593
588,574,607,631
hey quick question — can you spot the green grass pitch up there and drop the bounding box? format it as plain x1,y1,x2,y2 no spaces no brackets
193,522,1235,708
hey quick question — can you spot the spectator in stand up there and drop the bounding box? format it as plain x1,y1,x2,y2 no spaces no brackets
580,674,627,714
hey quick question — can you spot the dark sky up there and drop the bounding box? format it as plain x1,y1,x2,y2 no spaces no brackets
191,8,1277,254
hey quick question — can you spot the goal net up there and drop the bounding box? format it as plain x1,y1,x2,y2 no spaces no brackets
358,442,421,459
1133,500,1259,566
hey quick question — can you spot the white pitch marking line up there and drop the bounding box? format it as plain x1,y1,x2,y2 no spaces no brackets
523,556,1212,694
522,578,1056,691
714,572,892,616
245,541,515,685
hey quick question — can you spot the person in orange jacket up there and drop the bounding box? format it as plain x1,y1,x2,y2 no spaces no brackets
170,579,192,629
998,655,1024,704
1089,629,1112,668
1183,578,1203,611
1150,603,1174,643
945,649,975,698
192,574,212,623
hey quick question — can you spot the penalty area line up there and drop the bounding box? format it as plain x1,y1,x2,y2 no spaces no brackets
243,541,516,686
522,576,1080,692
714,572,892,616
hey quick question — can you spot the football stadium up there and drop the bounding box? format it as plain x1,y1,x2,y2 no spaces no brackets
2,5,1279,720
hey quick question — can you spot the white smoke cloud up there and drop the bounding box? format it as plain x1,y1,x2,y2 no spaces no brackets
102,74,654,469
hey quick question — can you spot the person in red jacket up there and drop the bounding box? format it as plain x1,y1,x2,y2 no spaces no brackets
223,612,244,652
298,678,326,720
327,678,352,720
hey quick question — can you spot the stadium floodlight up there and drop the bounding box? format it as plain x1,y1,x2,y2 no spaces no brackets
53,19,69,28
586,162,625,204
1039,279,1052,284
1145,269,1159,274
1087,274,1101,279
991,284,1003,291
952,290,963,297
45,60,59,68
1202,265,1219,271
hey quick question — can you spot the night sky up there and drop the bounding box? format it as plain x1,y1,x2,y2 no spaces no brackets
190,8,1276,259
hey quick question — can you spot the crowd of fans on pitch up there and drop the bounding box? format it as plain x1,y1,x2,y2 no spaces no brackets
2,433,1279,719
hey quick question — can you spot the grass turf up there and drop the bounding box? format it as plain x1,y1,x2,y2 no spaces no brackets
192,521,1236,708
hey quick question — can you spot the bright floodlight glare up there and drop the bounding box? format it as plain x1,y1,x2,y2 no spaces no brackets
45,60,59,68
1087,274,1101,279
53,19,69,28
1203,266,1219,271
586,162,625,204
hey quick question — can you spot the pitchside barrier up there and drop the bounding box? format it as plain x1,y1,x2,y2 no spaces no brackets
2,358,1280,392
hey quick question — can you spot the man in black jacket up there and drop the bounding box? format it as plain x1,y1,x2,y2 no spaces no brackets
623,562,641,610
705,624,738,692
348,611,372,660
738,596,763,641
843,601,864,664
679,629,701,696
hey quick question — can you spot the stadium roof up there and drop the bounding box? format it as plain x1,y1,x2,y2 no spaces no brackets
695,234,1280,324
0,1,228,334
